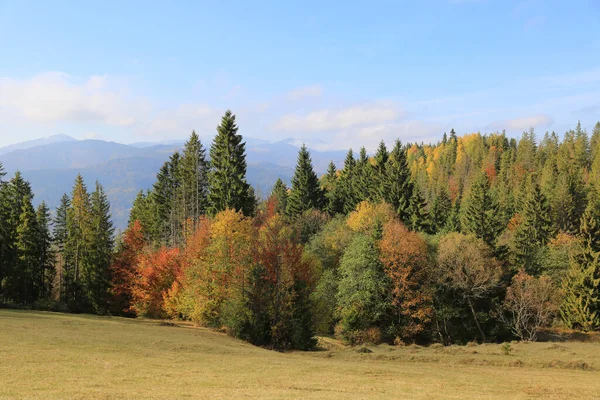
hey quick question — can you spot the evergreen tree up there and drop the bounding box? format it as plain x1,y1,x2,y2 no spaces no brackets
514,177,553,275
407,184,430,232
286,145,324,217
322,162,344,216
151,153,181,245
461,173,502,247
560,196,600,331
14,194,39,303
53,194,70,301
88,181,114,312
354,147,373,202
430,187,452,233
208,110,253,216
178,131,209,226
65,174,92,309
35,201,54,299
371,141,389,201
270,178,289,215
338,149,359,214
383,139,413,223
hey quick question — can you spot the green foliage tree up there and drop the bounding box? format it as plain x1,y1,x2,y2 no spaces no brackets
382,140,412,223
286,145,324,217
461,173,502,247
178,131,209,227
208,110,254,216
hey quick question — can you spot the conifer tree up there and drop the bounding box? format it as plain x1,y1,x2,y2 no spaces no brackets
88,181,114,312
560,196,600,331
338,149,359,214
286,145,324,217
152,153,182,245
53,194,70,301
178,131,209,226
270,178,289,215
371,141,389,201
430,187,452,233
407,185,430,232
322,162,344,216
461,173,502,247
65,174,92,309
354,147,373,202
383,139,413,223
514,177,553,274
208,110,253,216
14,194,39,302
35,201,54,299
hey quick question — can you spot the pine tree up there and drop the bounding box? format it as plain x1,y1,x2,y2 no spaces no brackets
14,194,39,303
270,178,289,215
383,140,413,223
322,162,343,216
560,196,600,331
430,187,452,233
514,177,553,275
53,194,70,301
338,149,359,214
178,131,209,226
151,153,182,245
65,174,92,309
407,184,430,232
208,110,254,216
461,173,502,247
286,145,324,217
88,181,114,312
35,201,54,299
354,147,373,202
371,141,389,201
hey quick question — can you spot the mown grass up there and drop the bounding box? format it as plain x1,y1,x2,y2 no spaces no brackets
1,309,599,399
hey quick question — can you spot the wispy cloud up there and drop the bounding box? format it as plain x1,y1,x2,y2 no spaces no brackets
0,72,150,126
487,114,553,132
285,85,323,101
272,103,402,132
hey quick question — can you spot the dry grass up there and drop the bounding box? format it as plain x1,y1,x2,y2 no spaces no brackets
1,310,600,399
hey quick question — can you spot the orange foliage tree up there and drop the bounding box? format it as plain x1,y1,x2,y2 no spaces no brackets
130,247,182,318
379,220,432,341
109,220,146,316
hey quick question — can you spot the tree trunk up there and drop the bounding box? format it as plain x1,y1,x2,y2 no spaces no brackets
467,297,486,342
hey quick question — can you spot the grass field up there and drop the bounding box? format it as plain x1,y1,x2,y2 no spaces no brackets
1,310,599,399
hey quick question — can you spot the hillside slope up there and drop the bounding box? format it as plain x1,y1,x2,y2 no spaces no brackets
1,310,598,399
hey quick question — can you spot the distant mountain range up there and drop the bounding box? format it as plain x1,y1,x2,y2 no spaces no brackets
0,135,346,230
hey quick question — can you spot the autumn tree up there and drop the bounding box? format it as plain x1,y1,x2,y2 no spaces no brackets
379,220,432,341
437,232,503,342
502,270,559,341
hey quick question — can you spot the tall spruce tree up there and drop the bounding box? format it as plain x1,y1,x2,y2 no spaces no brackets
208,110,253,216
270,178,289,215
383,139,413,223
354,147,373,202
322,162,344,216
151,153,182,245
407,184,430,232
461,172,502,247
14,194,39,303
514,177,553,275
178,131,209,226
53,194,70,301
88,181,114,312
339,149,359,214
65,174,92,309
35,202,54,299
371,141,389,201
560,194,600,330
286,145,324,217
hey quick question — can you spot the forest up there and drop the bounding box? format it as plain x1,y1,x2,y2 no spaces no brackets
1,110,600,350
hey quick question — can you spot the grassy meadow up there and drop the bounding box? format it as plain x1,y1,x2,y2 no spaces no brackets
1,309,599,399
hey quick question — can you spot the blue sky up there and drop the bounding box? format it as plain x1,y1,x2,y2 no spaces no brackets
0,0,599,150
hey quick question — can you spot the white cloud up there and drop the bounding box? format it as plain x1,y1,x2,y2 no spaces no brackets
0,72,150,126
488,114,553,132
272,103,403,132
285,85,323,101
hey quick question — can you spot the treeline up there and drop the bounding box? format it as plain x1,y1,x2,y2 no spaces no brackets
0,169,114,313
3,110,600,350
114,111,600,349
